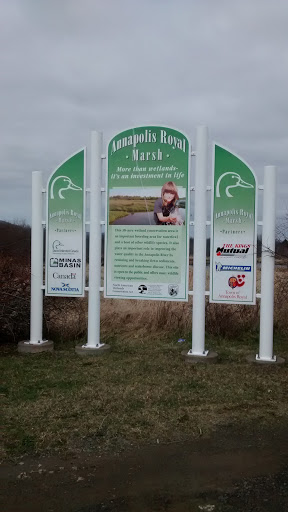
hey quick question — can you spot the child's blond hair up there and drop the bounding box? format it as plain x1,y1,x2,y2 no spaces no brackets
161,181,179,206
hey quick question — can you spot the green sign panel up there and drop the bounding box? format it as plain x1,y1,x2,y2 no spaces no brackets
210,144,257,304
45,149,86,296
105,126,190,301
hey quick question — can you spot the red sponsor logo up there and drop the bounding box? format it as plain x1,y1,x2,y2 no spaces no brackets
228,274,245,289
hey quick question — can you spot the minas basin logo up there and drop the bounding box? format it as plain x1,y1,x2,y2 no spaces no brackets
228,275,245,289
50,257,81,268
216,243,250,256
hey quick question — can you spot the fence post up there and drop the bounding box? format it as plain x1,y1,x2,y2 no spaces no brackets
87,131,102,347
257,165,279,362
189,126,209,357
29,171,45,343
18,171,54,353
76,131,109,354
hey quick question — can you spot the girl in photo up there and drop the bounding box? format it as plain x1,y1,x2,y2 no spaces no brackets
154,181,183,225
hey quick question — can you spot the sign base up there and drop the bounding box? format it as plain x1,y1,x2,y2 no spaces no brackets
18,340,54,354
246,354,285,365
75,343,111,356
182,350,218,364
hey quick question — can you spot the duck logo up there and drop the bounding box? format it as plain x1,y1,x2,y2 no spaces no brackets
228,275,245,289
52,240,64,251
216,172,254,198
50,175,82,200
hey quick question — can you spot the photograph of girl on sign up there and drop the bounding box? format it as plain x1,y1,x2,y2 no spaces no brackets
154,181,184,225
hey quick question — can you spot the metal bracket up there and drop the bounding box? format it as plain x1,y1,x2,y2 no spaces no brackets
256,354,277,362
25,340,49,345
81,342,105,349
187,349,209,357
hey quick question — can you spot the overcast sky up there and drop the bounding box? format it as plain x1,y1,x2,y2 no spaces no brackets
0,0,287,229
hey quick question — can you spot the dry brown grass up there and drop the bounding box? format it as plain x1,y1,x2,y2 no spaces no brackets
44,296,88,342
1,252,287,344
100,267,288,341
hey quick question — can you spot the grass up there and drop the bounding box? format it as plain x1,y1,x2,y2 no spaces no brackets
109,211,130,223
1,331,287,460
109,196,156,223
109,196,156,213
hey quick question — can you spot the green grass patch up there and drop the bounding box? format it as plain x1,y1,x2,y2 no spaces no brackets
109,196,156,213
109,210,130,223
108,196,157,223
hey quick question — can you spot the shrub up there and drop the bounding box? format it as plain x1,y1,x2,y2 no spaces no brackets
0,253,31,342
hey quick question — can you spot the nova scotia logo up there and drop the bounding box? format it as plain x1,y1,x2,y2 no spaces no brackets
51,283,80,292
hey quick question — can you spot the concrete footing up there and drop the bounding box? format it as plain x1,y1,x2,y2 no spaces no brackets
18,340,54,354
246,354,285,365
182,350,218,364
75,343,111,356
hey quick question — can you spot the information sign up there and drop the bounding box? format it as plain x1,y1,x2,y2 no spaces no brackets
105,126,190,301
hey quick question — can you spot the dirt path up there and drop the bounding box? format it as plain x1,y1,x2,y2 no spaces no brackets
1,422,288,512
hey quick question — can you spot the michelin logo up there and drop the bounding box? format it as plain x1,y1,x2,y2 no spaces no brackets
215,262,251,272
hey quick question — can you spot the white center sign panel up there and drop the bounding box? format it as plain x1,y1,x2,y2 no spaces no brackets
104,126,190,301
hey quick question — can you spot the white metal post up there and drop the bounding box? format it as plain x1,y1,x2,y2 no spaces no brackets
189,126,209,356
258,166,277,361
86,131,103,348
29,171,44,343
